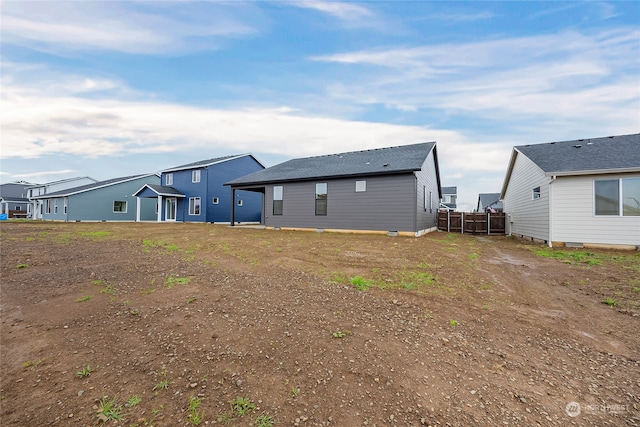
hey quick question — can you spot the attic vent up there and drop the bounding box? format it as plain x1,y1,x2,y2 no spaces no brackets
587,142,593,145
383,163,389,167
574,144,582,148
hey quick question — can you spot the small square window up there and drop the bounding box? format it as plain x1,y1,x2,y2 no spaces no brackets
237,199,243,206
212,197,219,205
532,187,541,200
113,201,127,213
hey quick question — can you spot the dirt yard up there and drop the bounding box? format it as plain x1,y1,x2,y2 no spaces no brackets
1,221,638,426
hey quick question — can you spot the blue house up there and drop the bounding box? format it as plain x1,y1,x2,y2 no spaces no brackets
32,174,160,222
133,154,265,223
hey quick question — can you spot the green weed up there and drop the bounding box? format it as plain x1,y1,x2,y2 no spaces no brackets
100,285,116,295
76,365,94,378
127,395,142,407
535,248,602,266
76,295,92,302
23,359,43,368
350,276,373,291
187,396,205,425
332,330,349,338
449,319,459,326
165,276,190,288
186,297,197,304
255,413,276,427
96,395,123,423
602,298,616,307
230,396,256,417
16,263,29,269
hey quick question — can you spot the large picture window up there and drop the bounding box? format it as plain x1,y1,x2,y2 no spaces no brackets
315,183,327,216
189,197,201,215
595,178,640,216
113,201,127,213
273,186,283,215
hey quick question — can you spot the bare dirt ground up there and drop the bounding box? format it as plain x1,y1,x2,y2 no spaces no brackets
1,221,639,427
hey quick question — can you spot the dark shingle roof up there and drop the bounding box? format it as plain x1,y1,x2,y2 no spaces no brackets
0,182,32,201
227,142,436,186
478,193,501,206
516,133,640,175
441,186,457,194
134,184,186,197
32,174,157,198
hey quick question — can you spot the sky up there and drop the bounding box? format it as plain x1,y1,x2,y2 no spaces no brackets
1,1,639,211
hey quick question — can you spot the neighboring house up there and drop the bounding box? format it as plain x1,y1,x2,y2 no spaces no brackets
226,142,442,236
0,181,36,218
31,174,160,222
27,177,98,219
500,133,640,248
134,154,265,223
440,186,457,210
476,193,503,213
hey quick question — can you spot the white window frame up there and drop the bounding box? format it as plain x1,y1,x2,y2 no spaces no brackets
532,187,541,200
113,200,127,213
594,177,640,217
192,170,201,183
53,200,58,214
165,173,173,186
189,197,201,215
212,197,219,205
273,186,283,215
237,199,243,207
355,180,366,192
63,197,68,214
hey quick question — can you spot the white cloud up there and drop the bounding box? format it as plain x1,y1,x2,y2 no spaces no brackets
311,28,640,137
0,1,258,54
293,1,374,20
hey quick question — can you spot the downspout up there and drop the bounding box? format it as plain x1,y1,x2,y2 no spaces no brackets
547,175,556,247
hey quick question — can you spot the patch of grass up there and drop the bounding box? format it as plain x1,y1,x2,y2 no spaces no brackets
330,272,347,284
534,248,602,266
449,319,459,327
187,396,205,425
230,395,256,417
76,364,94,378
165,276,190,289
186,297,197,304
217,413,235,425
332,330,349,338
16,263,29,269
153,370,169,391
255,413,276,427
91,279,105,286
468,252,479,260
100,285,116,295
140,288,156,294
350,275,374,291
77,231,111,240
22,359,43,368
290,386,299,397
96,395,123,423
76,295,92,302
26,236,35,242
127,395,142,407
602,298,616,307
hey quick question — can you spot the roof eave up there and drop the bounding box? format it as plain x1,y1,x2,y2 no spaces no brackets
545,167,640,177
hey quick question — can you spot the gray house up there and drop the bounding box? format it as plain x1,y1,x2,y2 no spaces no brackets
476,193,503,213
0,181,36,218
227,142,442,236
32,174,160,222
500,133,640,248
440,186,457,210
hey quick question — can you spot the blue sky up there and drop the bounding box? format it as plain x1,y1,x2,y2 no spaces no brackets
1,1,639,210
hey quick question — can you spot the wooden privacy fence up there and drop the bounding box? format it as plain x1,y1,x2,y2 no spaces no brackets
438,211,506,235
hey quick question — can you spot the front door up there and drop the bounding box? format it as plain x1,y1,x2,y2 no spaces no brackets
165,198,177,221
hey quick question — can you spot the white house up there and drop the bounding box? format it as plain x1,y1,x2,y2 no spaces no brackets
500,133,640,249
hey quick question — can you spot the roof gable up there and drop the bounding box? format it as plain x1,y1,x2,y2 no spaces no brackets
161,154,264,173
227,142,437,186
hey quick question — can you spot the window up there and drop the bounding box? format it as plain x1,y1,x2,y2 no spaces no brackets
165,173,173,186
192,170,201,183
45,200,51,214
212,197,219,205
64,197,68,214
423,187,433,212
15,206,21,211
113,201,127,213
189,197,201,215
532,187,541,200
595,178,640,216
273,186,283,215
54,200,58,214
315,183,327,215
355,180,366,192
237,199,243,206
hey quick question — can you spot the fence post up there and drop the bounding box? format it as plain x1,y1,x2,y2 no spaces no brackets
487,212,490,235
461,212,464,234
447,210,450,232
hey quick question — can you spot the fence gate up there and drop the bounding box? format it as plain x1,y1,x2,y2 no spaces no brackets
438,211,505,235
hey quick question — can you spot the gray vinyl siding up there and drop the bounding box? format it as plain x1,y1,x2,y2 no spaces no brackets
415,149,440,231
502,152,551,241
264,174,418,232
550,173,640,246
